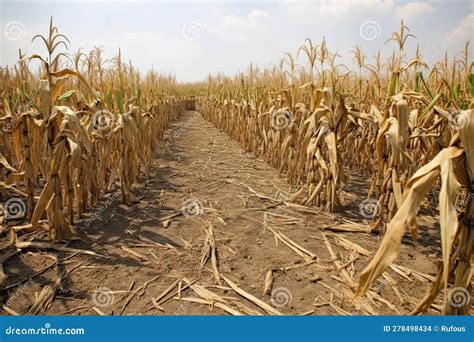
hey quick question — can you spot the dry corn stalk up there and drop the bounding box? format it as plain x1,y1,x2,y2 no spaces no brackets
0,19,185,240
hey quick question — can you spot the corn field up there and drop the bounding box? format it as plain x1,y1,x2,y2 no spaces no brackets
0,20,184,240
197,22,473,314
0,19,473,316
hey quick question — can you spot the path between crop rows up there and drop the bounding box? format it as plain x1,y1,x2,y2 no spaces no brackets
3,111,439,315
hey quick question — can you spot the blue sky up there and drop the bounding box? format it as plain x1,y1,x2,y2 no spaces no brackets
0,0,473,82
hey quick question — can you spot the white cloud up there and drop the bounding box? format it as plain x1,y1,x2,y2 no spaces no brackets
248,9,271,23
221,9,271,31
395,2,433,19
284,0,395,18
206,9,272,45
1,1,471,82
